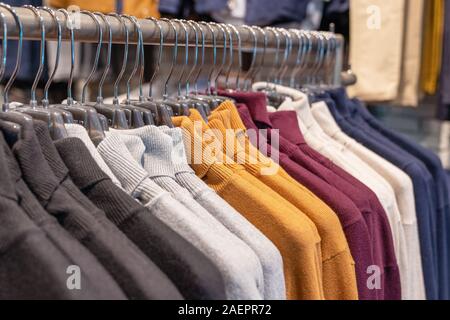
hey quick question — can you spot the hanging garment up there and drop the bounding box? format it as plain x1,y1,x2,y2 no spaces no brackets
55,136,227,300
4,120,181,300
311,101,426,300
48,0,160,18
0,132,125,300
199,110,358,301
438,0,450,119
348,0,405,101
105,125,287,300
394,0,425,107
420,0,445,95
173,115,325,300
97,134,266,300
323,87,440,300
209,102,375,300
349,101,450,300
220,90,401,300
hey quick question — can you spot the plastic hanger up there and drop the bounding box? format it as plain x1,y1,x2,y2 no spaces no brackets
0,4,33,144
51,8,105,141
14,5,68,140
81,11,128,130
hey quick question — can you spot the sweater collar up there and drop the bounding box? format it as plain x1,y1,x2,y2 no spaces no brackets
33,120,69,182
217,90,273,129
268,111,306,146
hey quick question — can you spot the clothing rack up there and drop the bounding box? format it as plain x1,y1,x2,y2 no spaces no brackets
0,6,345,85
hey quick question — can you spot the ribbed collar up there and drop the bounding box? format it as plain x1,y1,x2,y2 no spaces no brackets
310,101,343,138
269,111,306,146
109,126,178,178
217,90,273,129
236,104,259,132
55,137,111,192
33,120,69,182
11,123,60,204
97,135,164,202
327,87,352,117
158,126,195,175
213,101,254,132
65,123,122,187
0,132,19,200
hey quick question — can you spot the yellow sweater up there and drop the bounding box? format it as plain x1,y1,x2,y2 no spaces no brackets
173,114,325,300
49,0,160,18
205,104,358,300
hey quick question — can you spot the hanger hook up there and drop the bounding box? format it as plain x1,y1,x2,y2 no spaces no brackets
184,20,199,97
249,26,267,84
122,14,142,104
241,25,257,91
227,24,242,90
200,22,215,94
160,18,178,100
0,3,22,111
57,9,75,105
133,16,145,102
22,5,45,108
94,12,111,104
38,7,61,108
289,29,303,88
0,11,7,84
192,20,205,95
146,17,163,100
210,22,227,95
80,10,102,105
277,28,292,86
173,19,189,98
264,27,280,87
106,13,128,105
223,24,233,90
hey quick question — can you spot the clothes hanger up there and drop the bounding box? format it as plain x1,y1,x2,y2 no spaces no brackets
128,16,170,127
159,19,190,117
94,12,146,129
51,8,105,141
179,19,209,120
81,11,128,130
247,26,267,87
0,7,23,143
288,29,306,89
150,18,184,124
0,3,34,144
37,6,74,124
225,24,242,92
276,28,293,87
241,25,257,92
13,5,69,140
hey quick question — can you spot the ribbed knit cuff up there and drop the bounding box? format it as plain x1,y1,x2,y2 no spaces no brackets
97,135,164,202
65,123,122,187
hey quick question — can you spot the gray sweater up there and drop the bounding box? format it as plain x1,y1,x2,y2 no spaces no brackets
97,134,265,300
110,126,287,300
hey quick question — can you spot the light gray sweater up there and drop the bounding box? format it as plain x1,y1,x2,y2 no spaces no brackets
109,126,287,300
97,134,265,300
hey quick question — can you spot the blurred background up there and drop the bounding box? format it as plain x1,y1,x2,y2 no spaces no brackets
1,0,449,167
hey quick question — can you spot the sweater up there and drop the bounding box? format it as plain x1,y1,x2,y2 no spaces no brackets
210,102,376,300
97,134,265,300
55,137,226,300
173,115,326,300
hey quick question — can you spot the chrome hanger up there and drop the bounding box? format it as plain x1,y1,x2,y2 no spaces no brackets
14,5,69,140
0,4,34,144
226,24,242,91
84,11,128,130
51,8,105,140
241,25,257,91
249,26,267,85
